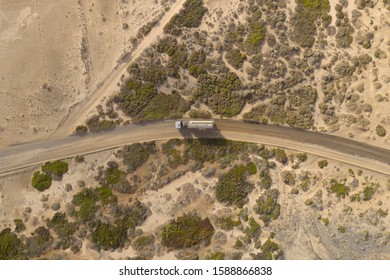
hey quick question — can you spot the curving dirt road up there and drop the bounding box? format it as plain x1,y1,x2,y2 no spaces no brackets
47,0,187,140
1,120,390,176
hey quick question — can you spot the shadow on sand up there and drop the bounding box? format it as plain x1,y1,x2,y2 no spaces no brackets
177,126,225,141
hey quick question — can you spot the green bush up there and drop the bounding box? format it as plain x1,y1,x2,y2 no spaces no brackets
0,228,25,260
246,162,257,175
164,0,208,34
329,179,349,198
362,185,376,201
206,251,225,260
318,159,328,169
274,148,288,164
188,109,212,119
259,170,272,189
119,200,151,230
91,222,127,251
297,153,308,162
72,188,98,222
74,125,88,135
376,124,387,137
31,171,52,191
161,213,214,249
14,219,26,233
244,217,261,240
254,189,281,225
215,165,254,207
245,21,266,54
41,160,68,180
132,235,155,251
24,226,53,258
47,213,76,239
86,115,116,133
216,216,241,231
225,49,247,69
118,142,156,173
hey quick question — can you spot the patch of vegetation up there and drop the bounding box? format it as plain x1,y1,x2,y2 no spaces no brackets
47,212,76,239
164,0,208,35
119,200,151,231
86,115,116,133
245,20,266,55
187,50,207,78
41,160,68,180
244,217,261,240
280,170,296,186
259,170,272,189
132,235,155,251
161,213,214,249
362,185,377,201
329,179,349,199
13,219,26,233
254,189,281,225
117,142,156,173
251,239,282,260
215,164,254,208
206,251,225,260
350,193,361,202
74,124,88,135
274,148,288,164
225,48,247,69
25,226,53,258
338,225,346,233
135,91,189,121
246,162,257,175
0,228,25,260
321,217,329,226
297,153,308,162
31,171,52,192
72,188,98,222
291,0,330,48
91,222,127,251
318,159,328,169
188,109,212,119
376,124,387,137
216,216,241,231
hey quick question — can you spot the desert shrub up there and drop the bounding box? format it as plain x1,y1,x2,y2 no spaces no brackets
14,219,26,233
274,148,288,164
260,239,282,260
31,171,52,191
25,227,53,258
321,217,329,226
318,159,328,169
41,160,68,180
188,109,212,119
362,185,377,201
216,217,241,231
338,225,346,233
334,61,355,77
187,50,207,78
254,189,281,225
86,115,116,133
350,193,361,202
336,23,354,48
164,0,208,34
72,188,98,222
119,200,151,230
375,124,386,137
297,153,308,162
161,213,214,249
132,235,155,251
135,91,189,121
117,142,156,173
225,49,247,69
91,222,127,251
245,21,266,54
0,228,25,260
280,170,296,185
74,155,85,163
74,124,88,135
259,170,272,189
215,165,254,207
246,162,257,175
329,179,349,198
244,217,261,240
96,186,117,205
96,165,122,187
206,251,225,260
47,213,76,239
291,0,330,48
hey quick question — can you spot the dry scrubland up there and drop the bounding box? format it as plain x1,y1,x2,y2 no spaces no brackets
1,140,390,260
1,0,390,260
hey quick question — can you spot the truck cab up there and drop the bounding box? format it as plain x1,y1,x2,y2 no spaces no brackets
175,121,183,129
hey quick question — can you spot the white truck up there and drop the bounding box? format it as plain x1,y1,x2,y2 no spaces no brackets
175,120,215,129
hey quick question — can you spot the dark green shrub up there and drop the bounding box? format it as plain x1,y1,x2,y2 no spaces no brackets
362,185,376,201
244,217,261,240
246,162,257,175
225,49,247,69
72,188,98,222
0,228,25,260
161,213,214,249
376,124,386,137
25,227,53,258
47,213,76,239
188,109,212,119
259,170,272,189
74,125,88,135
41,160,68,180
329,179,349,198
206,251,225,260
216,216,241,231
91,222,127,251
215,165,254,207
274,148,288,164
118,142,156,173
254,189,281,225
31,171,52,191
318,159,328,169
86,115,116,133
14,219,26,233
132,235,155,251
297,153,307,162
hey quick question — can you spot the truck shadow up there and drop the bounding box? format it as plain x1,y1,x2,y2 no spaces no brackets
177,126,225,140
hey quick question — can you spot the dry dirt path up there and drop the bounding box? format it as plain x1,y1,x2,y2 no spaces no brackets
46,0,186,140
1,120,390,176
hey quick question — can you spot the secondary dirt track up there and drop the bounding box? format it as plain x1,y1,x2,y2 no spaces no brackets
1,120,390,176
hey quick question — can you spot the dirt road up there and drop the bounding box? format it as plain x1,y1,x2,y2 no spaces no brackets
1,120,390,176
47,0,187,140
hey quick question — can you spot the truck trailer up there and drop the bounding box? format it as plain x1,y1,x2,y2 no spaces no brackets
175,120,215,129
